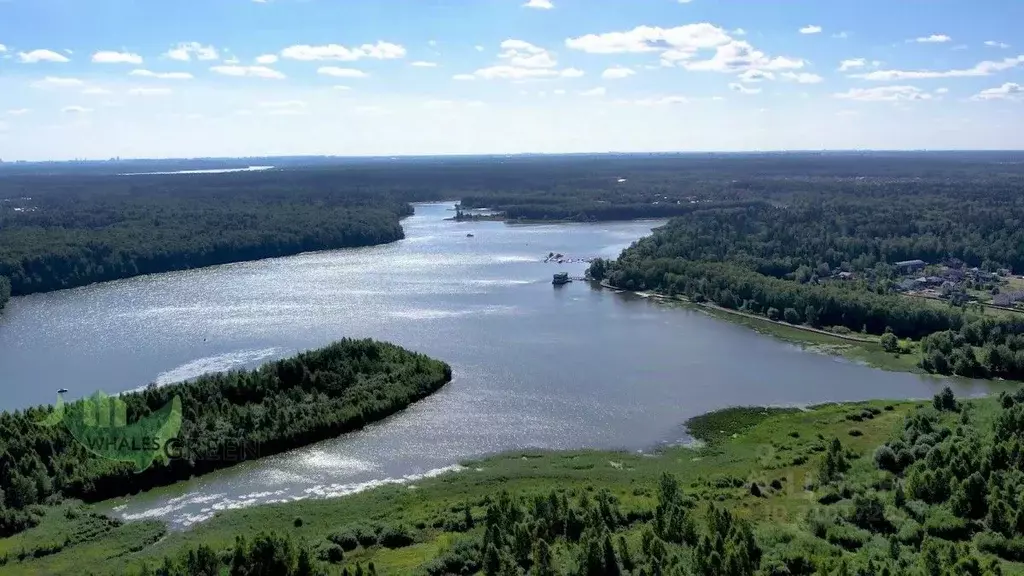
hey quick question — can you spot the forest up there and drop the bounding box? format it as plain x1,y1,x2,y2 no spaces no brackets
592,167,1024,380
0,339,451,538
3,152,1024,299
123,387,1024,575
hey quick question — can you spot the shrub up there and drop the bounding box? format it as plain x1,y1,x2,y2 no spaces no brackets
293,517,303,528
924,507,971,541
379,524,415,549
874,445,899,473
896,519,924,546
975,532,1024,562
849,429,863,437
825,523,871,550
328,531,358,552
322,544,344,563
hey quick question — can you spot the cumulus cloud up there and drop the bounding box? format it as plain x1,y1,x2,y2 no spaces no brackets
31,76,83,88
781,72,823,83
566,23,731,54
317,67,368,78
579,87,606,97
523,0,553,8
92,51,143,64
972,82,1022,101
19,49,70,63
985,41,1011,49
850,55,1024,80
475,45,485,52
737,69,774,82
834,85,932,101
7,109,31,115
280,41,405,61
128,87,172,96
913,34,951,44
460,40,582,80
210,65,285,79
799,25,822,34
62,105,92,114
255,54,279,64
411,61,438,67
683,40,804,72
129,69,194,80
452,73,475,81
498,39,557,68
165,42,219,61
729,83,761,94
601,66,635,79
0,44,6,53
560,68,584,78
838,58,867,71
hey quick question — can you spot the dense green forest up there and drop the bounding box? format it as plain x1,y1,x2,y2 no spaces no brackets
0,339,451,538
127,388,1024,575
593,170,1024,380
3,152,1024,299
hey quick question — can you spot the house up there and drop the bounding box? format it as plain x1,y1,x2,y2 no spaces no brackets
838,272,854,280
895,259,926,273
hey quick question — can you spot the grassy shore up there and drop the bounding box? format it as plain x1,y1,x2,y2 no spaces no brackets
4,397,1021,575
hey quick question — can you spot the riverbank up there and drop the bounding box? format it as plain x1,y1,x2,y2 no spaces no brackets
6,393,1023,575
598,280,927,376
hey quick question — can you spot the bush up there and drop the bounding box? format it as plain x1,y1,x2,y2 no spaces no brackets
379,524,415,549
975,532,1024,562
849,429,863,437
904,500,930,523
881,332,899,353
924,507,971,540
896,519,924,546
293,517,303,528
354,525,378,547
825,523,871,550
783,308,801,324
328,531,359,552
323,544,344,563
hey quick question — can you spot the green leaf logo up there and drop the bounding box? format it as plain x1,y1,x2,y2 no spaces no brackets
37,391,182,472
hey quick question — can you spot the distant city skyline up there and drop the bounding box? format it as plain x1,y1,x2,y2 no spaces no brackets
1,0,1023,160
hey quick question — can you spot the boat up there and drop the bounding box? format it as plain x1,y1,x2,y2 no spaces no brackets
552,272,571,285
467,233,474,237
57,388,68,394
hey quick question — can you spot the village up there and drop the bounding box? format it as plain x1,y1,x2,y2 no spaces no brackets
831,257,1024,311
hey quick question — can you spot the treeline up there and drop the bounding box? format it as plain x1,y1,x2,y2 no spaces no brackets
596,173,1024,379
0,276,9,312
0,171,414,296
0,339,451,537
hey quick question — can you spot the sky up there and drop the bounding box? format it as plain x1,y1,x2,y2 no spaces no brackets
1,0,1023,160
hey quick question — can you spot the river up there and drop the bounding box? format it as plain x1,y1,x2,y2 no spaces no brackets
0,202,995,529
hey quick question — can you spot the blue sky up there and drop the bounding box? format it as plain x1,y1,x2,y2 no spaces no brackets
1,0,1022,160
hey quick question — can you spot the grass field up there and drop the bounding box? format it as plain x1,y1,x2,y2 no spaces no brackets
4,397,1021,575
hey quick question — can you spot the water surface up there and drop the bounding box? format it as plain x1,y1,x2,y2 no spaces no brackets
0,202,994,528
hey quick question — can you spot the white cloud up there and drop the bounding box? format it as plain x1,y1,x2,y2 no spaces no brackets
0,44,6,53
683,40,804,72
553,89,566,95
210,65,285,79
838,58,866,71
566,23,731,54
732,28,746,36
850,55,1024,80
834,85,932,101
6,109,30,115
452,73,475,81
92,51,143,64
129,87,172,96
19,49,70,63
678,0,694,3
333,85,352,91
165,42,219,61
424,99,486,110
475,45,485,52
560,68,584,78
633,95,689,105
799,25,822,35
523,0,553,8
971,82,1023,101
31,76,83,88
935,87,949,94
129,69,194,80
280,41,406,61
832,31,849,39
781,72,823,84
912,34,951,44
985,41,1011,49
498,39,557,68
472,65,560,80
729,83,761,94
601,66,635,79
255,54,279,64
317,67,368,78
62,106,92,114
82,87,113,95
411,61,438,67
579,87,606,97
737,69,774,82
